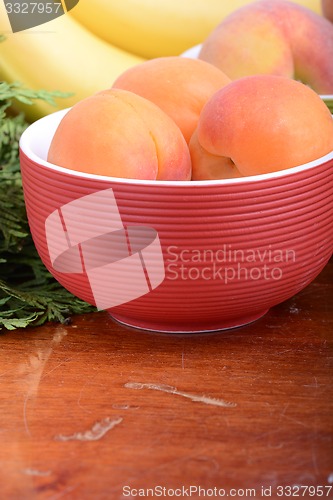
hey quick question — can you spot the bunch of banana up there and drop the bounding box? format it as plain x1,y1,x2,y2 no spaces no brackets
69,0,322,59
0,2,144,122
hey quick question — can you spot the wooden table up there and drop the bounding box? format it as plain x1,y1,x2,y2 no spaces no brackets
0,258,332,500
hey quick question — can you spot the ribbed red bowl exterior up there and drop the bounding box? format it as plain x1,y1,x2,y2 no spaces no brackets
19,113,333,332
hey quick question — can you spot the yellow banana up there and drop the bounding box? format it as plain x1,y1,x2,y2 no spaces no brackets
0,3,144,122
70,0,322,59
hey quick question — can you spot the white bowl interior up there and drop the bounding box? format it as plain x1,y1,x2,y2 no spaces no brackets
24,108,68,161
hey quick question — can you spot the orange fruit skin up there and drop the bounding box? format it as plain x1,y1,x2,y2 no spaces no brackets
195,75,333,177
112,56,231,143
47,89,191,181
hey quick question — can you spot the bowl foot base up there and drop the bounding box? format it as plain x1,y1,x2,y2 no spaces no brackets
109,309,269,334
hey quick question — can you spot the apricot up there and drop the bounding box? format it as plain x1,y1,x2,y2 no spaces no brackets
112,56,231,143
199,0,333,94
189,130,243,181
192,75,333,178
47,89,191,181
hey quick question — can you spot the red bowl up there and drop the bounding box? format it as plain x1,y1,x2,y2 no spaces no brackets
19,109,333,332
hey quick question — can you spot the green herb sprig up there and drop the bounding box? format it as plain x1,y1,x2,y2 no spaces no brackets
0,81,95,331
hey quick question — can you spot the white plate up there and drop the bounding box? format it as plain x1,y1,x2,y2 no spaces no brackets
181,44,202,58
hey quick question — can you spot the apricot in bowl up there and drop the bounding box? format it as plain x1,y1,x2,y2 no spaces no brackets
190,75,333,180
47,88,192,181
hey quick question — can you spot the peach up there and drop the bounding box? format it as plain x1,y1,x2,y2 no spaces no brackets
191,75,333,179
199,0,333,94
47,89,191,181
112,56,231,143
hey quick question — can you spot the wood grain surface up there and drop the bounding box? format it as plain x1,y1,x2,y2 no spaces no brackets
0,259,332,500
